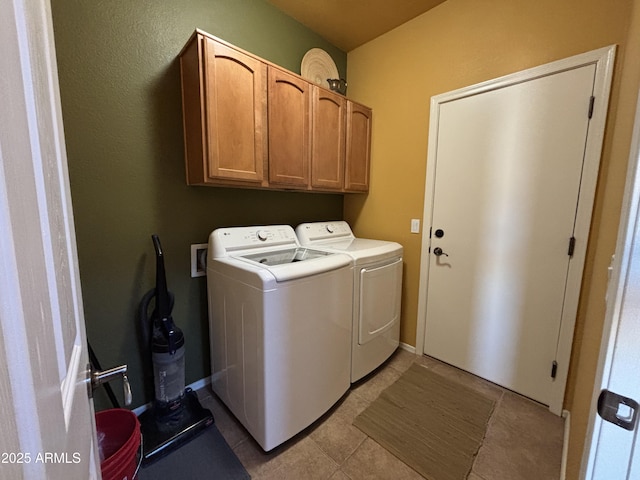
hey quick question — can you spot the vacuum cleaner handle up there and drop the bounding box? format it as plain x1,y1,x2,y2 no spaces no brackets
150,234,183,354
152,234,163,257
151,234,171,322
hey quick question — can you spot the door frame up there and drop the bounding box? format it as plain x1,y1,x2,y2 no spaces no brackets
416,46,616,415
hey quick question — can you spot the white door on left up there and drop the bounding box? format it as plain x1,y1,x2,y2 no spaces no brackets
0,0,100,478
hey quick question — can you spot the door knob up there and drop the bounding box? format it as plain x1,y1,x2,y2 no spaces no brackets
88,364,132,406
433,247,449,257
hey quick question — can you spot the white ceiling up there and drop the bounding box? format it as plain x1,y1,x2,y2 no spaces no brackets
265,0,447,51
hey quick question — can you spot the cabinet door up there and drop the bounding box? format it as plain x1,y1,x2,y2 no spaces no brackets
268,68,311,188
203,37,267,183
345,102,371,192
311,87,346,190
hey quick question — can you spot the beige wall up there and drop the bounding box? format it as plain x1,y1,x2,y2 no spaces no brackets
345,0,640,477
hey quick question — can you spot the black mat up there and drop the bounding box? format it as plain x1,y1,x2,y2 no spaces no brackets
137,425,250,479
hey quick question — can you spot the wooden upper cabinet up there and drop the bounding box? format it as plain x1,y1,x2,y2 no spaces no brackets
203,38,267,183
180,30,371,193
180,32,267,186
311,87,346,190
345,102,372,192
268,67,311,188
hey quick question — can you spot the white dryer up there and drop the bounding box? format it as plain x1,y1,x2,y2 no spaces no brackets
296,221,403,382
207,225,352,451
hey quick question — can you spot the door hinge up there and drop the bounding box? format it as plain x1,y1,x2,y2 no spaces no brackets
551,361,558,379
568,236,576,257
588,96,595,119
429,227,432,238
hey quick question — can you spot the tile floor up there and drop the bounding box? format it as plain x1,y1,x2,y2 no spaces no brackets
197,349,565,480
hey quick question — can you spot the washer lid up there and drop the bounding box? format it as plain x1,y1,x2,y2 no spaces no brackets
235,248,350,282
240,247,330,266
209,225,351,283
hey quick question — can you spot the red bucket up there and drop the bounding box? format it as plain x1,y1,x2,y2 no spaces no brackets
96,408,141,480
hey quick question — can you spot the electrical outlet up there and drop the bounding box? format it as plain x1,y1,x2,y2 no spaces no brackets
190,243,208,278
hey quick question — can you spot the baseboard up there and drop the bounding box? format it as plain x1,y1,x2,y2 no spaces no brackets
399,342,416,354
132,376,212,416
186,376,211,393
561,409,570,480
132,402,149,416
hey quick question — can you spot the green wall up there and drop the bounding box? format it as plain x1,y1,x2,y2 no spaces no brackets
50,0,347,410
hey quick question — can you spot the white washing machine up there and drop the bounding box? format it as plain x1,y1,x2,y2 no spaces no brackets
296,221,403,382
206,225,352,451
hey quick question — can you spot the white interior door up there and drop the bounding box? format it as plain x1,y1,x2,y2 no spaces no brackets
423,59,605,407
581,91,640,480
0,0,99,478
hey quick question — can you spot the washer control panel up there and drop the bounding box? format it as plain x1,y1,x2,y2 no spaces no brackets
211,225,299,256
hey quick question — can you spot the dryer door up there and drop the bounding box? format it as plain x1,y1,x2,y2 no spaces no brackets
358,258,403,345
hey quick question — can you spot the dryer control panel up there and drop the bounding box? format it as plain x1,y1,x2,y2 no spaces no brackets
296,221,354,243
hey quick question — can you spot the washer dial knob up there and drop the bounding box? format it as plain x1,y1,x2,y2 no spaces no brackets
256,230,268,241
326,224,335,234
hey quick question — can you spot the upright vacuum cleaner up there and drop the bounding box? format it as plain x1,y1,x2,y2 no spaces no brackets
138,234,214,465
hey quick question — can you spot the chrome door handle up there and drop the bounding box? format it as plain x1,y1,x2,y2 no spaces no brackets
89,364,132,406
433,247,449,257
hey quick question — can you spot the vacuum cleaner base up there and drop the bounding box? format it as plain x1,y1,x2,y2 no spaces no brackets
138,388,214,466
